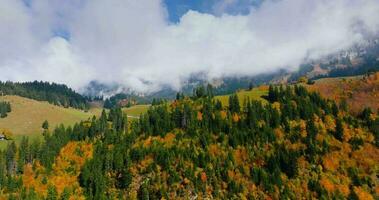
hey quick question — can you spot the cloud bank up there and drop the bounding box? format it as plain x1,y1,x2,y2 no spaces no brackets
1,0,379,92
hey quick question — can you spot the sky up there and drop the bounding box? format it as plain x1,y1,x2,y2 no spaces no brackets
1,0,379,93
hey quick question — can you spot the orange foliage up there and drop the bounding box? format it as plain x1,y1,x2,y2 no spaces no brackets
353,186,374,200
322,152,340,171
232,113,240,122
208,144,222,158
337,184,350,197
274,128,284,141
200,172,207,183
22,142,92,199
307,73,379,113
197,111,203,121
351,143,379,173
142,132,176,148
320,176,335,193
220,111,227,120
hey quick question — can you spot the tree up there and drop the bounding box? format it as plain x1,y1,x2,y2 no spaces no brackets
6,142,17,175
46,185,58,200
42,120,49,130
229,94,240,113
335,118,344,141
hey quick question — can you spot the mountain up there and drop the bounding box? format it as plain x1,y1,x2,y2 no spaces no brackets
83,39,379,103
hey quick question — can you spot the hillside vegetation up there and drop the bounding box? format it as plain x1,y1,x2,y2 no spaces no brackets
0,81,89,110
0,85,378,199
307,72,379,114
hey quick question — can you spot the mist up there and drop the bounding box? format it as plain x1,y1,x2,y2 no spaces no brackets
1,0,379,93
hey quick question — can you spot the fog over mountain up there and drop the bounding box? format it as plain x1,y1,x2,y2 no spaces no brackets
1,0,379,93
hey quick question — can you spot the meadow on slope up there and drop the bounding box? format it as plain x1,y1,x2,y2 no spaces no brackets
122,104,150,119
0,95,102,148
214,86,269,106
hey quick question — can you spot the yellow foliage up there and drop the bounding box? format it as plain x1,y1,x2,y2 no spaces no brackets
208,144,222,158
298,76,308,83
0,128,13,140
324,115,336,131
299,120,307,138
233,147,248,166
272,102,281,112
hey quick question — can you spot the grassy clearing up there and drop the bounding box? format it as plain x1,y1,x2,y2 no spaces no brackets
0,95,102,149
214,86,269,107
123,105,150,119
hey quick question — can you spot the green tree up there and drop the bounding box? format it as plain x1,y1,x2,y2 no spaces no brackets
42,120,49,130
46,185,58,200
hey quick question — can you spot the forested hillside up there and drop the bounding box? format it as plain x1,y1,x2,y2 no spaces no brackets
0,81,89,110
0,86,378,199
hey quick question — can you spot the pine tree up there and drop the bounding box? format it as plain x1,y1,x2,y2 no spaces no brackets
335,118,344,141
46,185,58,200
42,120,49,130
6,142,17,175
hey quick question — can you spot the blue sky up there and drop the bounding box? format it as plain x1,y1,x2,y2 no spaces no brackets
163,0,263,23
163,0,214,22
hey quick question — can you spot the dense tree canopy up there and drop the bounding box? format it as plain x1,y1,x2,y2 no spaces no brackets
0,85,378,199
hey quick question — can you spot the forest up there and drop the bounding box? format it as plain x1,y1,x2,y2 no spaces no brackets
0,101,11,118
0,81,89,110
0,85,378,199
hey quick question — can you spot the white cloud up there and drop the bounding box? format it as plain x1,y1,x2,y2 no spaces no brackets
1,0,379,92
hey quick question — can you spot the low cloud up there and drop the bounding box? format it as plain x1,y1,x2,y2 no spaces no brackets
1,0,379,92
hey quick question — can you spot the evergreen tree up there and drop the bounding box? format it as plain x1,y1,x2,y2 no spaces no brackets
46,185,58,200
335,118,344,141
42,120,49,130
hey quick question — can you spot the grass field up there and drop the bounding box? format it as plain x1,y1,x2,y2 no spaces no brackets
0,95,102,149
214,86,269,107
123,105,150,119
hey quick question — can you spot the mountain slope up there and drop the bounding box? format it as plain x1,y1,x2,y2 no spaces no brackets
0,95,101,137
306,72,379,114
1,85,377,199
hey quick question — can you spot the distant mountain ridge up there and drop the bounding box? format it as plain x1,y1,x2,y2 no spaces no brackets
83,38,379,102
